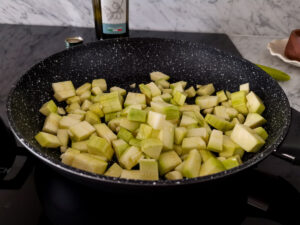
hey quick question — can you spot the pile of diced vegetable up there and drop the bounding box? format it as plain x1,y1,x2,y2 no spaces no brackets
35,71,268,181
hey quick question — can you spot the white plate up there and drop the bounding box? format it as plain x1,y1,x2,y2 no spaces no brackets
267,38,300,67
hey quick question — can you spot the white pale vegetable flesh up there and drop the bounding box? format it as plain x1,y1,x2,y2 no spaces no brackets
35,72,268,180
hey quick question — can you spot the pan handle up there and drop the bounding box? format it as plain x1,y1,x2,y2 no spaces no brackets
0,118,34,189
273,108,300,165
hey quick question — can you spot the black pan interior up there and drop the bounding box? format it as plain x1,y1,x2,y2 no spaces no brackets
7,38,290,186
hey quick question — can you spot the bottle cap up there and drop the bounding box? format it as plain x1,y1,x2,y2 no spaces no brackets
65,36,84,48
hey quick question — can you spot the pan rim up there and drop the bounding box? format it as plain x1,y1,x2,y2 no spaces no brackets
6,37,291,187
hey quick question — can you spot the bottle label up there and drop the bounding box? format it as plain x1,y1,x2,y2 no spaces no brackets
101,0,127,34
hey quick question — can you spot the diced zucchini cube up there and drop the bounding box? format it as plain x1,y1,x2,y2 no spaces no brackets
127,108,147,122
76,83,91,96
61,148,80,165
147,111,166,129
139,84,152,99
199,157,225,176
222,155,242,170
72,140,89,152
182,137,206,154
237,113,245,123
158,121,175,151
124,92,146,107
39,100,57,116
92,78,107,91
199,150,215,162
66,96,81,104
226,91,231,99
57,129,69,146
52,81,76,102
81,99,92,111
120,170,141,180
244,113,266,128
150,101,180,120
231,91,248,115
94,123,117,143
165,171,183,180
185,86,196,98
112,139,129,160
65,102,80,113
84,111,100,125
180,114,198,127
104,163,123,178
42,113,61,134
240,83,250,94
99,92,123,114
179,105,200,112
91,86,103,95
174,127,187,145
162,88,173,94
202,108,214,115
136,124,152,140
205,114,234,131
158,151,182,175
195,96,218,109
182,149,201,178
253,127,268,140
155,78,170,89
141,138,163,159
173,90,187,106
87,135,114,160
139,159,159,180
226,107,239,119
120,118,140,132
246,91,265,114
186,127,209,142
117,127,134,143
129,138,142,147
88,103,104,117
68,113,84,121
119,146,142,170
35,131,61,148
219,135,244,158
71,153,107,175
207,129,223,153
57,107,66,115
161,93,172,102
146,82,161,97
110,86,127,96
69,121,96,141
230,124,265,153
216,90,228,102
196,83,215,96
150,71,170,81
214,106,230,121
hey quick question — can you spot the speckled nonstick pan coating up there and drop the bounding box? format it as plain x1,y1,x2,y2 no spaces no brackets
7,38,291,190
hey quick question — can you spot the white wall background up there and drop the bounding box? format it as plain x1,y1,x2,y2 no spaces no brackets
0,0,299,36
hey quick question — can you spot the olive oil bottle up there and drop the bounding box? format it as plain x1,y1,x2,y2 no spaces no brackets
92,0,129,40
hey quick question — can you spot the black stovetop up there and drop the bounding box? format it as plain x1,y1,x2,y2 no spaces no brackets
0,24,299,225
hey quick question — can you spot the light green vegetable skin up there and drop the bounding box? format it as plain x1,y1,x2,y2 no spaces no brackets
35,72,268,181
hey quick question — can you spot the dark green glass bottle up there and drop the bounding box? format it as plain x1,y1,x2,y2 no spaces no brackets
92,0,129,40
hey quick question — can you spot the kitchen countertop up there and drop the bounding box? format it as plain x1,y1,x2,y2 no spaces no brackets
230,34,300,111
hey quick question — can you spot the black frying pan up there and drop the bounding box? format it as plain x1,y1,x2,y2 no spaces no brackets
6,38,291,190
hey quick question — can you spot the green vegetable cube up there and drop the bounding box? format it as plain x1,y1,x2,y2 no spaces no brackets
65,102,80,113
127,108,147,122
173,90,187,106
182,149,201,178
81,100,92,111
79,90,91,102
120,118,140,132
129,138,142,147
91,86,103,95
226,107,239,119
104,163,123,177
186,128,209,142
180,114,198,127
230,124,265,153
161,93,172,102
231,91,248,115
72,140,89,152
110,86,127,96
199,157,225,176
246,91,265,114
124,92,146,107
147,111,166,129
120,170,141,180
92,78,107,91
150,71,170,81
240,83,250,94
165,171,183,180
141,138,163,159
195,96,218,109
196,83,215,96
119,146,142,170
136,124,152,140
99,92,123,114
139,84,152,99
94,123,117,143
205,114,234,131
66,113,84,121
158,151,182,175
214,106,230,121
182,137,206,154
150,101,180,120
219,135,244,158
59,116,80,129
146,82,161,97
88,103,104,117
253,127,268,140
139,159,159,180
71,153,107,175
112,139,129,160
39,100,57,116
57,129,69,147
174,127,187,145
185,86,196,98
158,121,175,151
216,90,228,102
117,127,134,143
52,81,76,102
199,150,215,162
66,96,81,104
244,113,266,128
87,135,114,160
76,83,91,96
222,155,242,170
35,132,61,148
69,121,96,141
155,78,170,89
207,129,223,153
61,148,80,165
85,111,100,125
42,113,61,134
